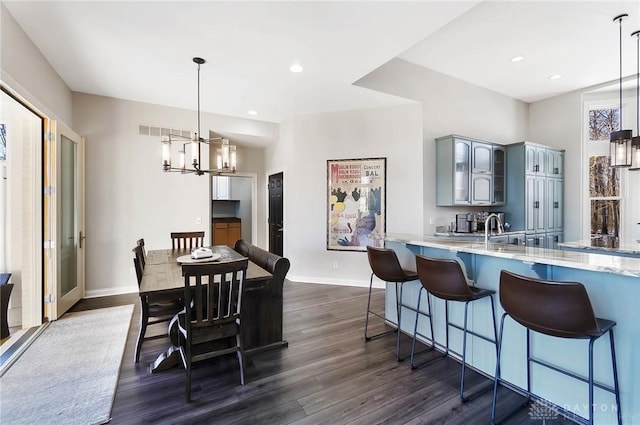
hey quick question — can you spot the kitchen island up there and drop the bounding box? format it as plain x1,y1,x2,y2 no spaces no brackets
381,233,639,425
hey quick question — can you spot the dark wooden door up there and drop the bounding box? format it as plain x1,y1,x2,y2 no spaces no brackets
268,172,284,256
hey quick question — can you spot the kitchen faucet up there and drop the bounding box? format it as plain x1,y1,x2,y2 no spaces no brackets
484,213,504,244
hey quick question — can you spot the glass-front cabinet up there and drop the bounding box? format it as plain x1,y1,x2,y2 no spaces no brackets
453,139,470,204
436,135,505,206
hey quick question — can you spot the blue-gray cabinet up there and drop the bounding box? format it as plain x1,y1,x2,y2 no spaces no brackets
505,141,565,248
435,135,505,206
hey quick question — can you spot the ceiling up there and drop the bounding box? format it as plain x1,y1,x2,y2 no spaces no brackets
4,1,640,143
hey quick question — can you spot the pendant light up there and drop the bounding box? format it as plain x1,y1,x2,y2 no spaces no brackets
609,14,633,168
161,57,237,175
630,29,640,171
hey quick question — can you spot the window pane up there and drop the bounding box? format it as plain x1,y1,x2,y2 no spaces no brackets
588,108,619,141
589,155,619,197
590,200,620,247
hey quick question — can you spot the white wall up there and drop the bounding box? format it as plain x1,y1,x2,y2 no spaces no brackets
1,4,72,125
270,103,424,286
356,58,529,233
72,93,275,297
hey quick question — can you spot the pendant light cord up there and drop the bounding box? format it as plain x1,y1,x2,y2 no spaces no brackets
631,31,640,134
618,15,623,129
197,62,201,141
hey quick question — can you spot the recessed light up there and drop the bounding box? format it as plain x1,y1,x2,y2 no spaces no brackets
510,55,524,62
289,64,303,73
248,110,258,116
548,74,562,80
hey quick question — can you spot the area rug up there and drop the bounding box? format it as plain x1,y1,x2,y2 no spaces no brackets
0,304,134,425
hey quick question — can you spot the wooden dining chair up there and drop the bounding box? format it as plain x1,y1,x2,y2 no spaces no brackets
178,258,249,401
171,231,205,250
132,244,183,363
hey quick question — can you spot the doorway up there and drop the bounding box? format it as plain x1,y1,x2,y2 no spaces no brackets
1,86,44,331
268,172,284,256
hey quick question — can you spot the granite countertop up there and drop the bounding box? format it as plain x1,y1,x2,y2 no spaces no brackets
558,239,640,256
381,233,640,278
433,230,525,238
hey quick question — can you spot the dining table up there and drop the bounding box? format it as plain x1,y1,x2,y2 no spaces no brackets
139,245,276,373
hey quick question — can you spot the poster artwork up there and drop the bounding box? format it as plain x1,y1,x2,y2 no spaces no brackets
327,158,386,251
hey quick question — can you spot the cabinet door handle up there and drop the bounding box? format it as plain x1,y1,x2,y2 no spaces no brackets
554,167,559,174
534,164,539,172
535,238,540,246
534,201,539,209
554,235,559,242
554,202,559,208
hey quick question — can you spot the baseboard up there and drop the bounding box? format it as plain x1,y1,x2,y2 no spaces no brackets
84,285,138,299
285,274,384,289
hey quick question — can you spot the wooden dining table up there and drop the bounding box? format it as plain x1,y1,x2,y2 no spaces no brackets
139,245,275,373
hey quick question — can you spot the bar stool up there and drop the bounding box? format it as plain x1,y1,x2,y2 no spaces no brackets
365,246,418,361
491,270,621,425
410,255,498,401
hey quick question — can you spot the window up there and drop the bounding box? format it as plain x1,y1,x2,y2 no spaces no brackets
586,105,624,247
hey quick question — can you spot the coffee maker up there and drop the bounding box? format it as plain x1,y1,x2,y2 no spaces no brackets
455,213,477,233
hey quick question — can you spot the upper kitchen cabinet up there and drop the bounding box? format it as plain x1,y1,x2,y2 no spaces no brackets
435,135,505,206
212,176,230,200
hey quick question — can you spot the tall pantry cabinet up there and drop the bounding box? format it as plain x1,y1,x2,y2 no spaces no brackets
505,142,564,248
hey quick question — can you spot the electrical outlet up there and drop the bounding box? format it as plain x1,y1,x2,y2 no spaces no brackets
196,217,202,224
332,261,338,269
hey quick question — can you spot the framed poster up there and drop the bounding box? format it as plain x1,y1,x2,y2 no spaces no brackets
327,157,386,251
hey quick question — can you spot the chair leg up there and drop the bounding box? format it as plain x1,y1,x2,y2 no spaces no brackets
135,297,149,363
396,282,404,361
364,273,374,340
237,333,246,386
364,274,396,341
609,330,622,425
491,313,507,424
588,338,595,425
460,300,470,400
410,288,423,368
185,345,192,402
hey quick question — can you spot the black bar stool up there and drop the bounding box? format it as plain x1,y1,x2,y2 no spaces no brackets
410,255,498,401
491,270,621,425
365,246,418,361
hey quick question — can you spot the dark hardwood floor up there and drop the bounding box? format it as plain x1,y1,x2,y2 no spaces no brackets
70,282,573,425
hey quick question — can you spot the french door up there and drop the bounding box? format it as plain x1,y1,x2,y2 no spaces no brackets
48,121,85,319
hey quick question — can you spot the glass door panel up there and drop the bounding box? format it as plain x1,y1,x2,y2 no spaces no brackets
60,135,77,297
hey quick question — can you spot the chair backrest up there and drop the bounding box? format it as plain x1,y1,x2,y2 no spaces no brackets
171,231,205,250
499,270,601,338
366,246,409,282
136,238,146,267
415,255,474,301
182,259,249,334
132,245,145,286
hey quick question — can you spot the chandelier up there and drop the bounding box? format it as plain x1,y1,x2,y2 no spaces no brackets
161,57,237,175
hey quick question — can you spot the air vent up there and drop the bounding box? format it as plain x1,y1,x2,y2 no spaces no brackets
139,125,192,139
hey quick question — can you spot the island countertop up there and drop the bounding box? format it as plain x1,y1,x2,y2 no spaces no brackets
381,233,640,277
558,239,640,257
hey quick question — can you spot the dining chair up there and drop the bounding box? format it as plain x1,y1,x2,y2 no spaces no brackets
171,231,205,250
178,258,249,401
132,244,183,363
